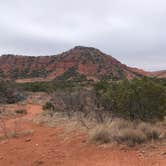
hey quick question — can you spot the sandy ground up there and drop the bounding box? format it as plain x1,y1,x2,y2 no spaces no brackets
0,104,165,166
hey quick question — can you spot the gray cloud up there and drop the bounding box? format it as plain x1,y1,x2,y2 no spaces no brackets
0,0,166,71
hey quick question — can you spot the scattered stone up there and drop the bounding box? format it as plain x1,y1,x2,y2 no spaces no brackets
138,152,144,158
34,160,44,165
140,150,145,154
25,138,31,142
161,152,166,155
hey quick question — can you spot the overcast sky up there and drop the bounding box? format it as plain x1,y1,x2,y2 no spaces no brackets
0,0,166,71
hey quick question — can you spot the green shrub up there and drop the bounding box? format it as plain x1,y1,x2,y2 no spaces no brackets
0,81,26,104
19,82,55,92
43,102,55,111
42,102,59,117
19,80,86,93
15,109,27,114
56,67,86,82
95,78,166,121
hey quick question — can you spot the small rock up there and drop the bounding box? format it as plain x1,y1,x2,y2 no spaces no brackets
34,160,44,165
161,152,166,155
25,138,31,142
140,150,145,154
138,153,144,158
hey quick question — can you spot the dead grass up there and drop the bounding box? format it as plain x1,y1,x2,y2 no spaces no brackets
88,118,165,146
137,122,161,140
33,111,84,133
89,126,111,144
0,105,27,119
0,117,34,140
0,129,34,140
115,128,147,146
10,129,34,138
33,110,166,146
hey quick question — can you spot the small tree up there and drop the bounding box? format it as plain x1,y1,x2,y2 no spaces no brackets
95,78,166,121
43,102,56,116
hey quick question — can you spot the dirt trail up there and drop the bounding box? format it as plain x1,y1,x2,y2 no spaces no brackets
0,104,165,166
0,104,42,132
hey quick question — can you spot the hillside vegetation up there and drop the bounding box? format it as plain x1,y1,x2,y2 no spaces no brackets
32,78,166,146
0,81,25,104
94,78,166,121
24,77,166,122
0,46,149,81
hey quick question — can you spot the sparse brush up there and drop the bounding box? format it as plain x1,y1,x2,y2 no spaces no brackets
15,109,27,115
89,125,111,144
108,118,133,130
10,129,34,138
0,117,33,140
88,118,165,146
115,128,146,146
0,118,9,139
138,122,161,140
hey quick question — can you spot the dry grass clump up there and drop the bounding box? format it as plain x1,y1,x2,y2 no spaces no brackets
0,117,34,140
10,129,34,139
34,107,166,147
33,111,82,132
115,128,147,146
0,105,27,119
137,122,161,140
108,118,133,130
0,129,34,140
89,126,111,144
88,118,165,146
33,111,68,127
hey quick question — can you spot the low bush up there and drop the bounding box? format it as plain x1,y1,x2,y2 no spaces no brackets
43,102,55,111
18,80,88,93
42,102,58,116
0,81,26,104
15,109,27,115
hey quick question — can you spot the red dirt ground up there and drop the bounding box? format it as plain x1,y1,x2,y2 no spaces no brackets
0,104,165,166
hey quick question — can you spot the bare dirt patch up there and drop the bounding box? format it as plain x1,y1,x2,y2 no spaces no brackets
0,104,165,166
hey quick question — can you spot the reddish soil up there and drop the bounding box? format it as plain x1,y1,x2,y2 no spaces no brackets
151,70,166,78
0,104,165,166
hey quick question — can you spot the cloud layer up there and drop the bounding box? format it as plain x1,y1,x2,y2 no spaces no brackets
0,0,166,71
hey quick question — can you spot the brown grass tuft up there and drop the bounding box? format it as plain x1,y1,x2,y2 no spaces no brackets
89,125,111,144
88,118,165,146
